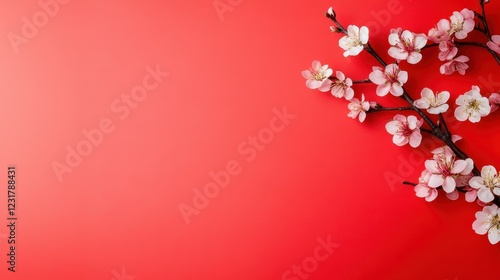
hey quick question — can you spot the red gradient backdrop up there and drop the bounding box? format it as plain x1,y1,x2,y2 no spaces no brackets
0,0,499,279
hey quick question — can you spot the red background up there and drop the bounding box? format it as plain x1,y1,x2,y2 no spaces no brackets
0,0,499,279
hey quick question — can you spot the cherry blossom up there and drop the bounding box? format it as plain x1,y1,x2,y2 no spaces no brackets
369,64,408,97
428,22,451,43
464,186,478,202
450,9,475,39
455,85,491,122
438,40,458,61
487,35,500,54
440,55,469,75
302,60,333,90
424,146,474,193
388,29,427,64
339,25,369,57
414,170,439,202
472,204,500,244
470,165,500,203
413,88,450,114
321,71,354,100
347,94,371,122
385,115,423,148
489,93,500,112
446,190,460,200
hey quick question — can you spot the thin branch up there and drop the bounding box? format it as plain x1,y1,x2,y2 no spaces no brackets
369,106,414,113
438,113,450,137
480,0,491,37
352,79,371,84
456,41,500,65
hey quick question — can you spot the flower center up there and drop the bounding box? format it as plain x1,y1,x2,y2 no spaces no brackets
489,214,500,232
484,173,500,189
313,71,326,81
402,38,415,53
334,80,347,89
436,156,455,177
399,123,414,137
347,37,362,48
384,68,400,83
452,21,464,32
467,100,480,111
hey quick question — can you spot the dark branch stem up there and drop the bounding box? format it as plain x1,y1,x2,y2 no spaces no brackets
480,0,491,37
364,43,388,67
352,79,371,84
456,42,500,65
421,41,500,65
438,113,450,137
325,13,347,34
368,106,414,113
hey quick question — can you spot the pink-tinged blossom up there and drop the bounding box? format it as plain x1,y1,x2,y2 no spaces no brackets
302,60,333,90
413,88,450,114
369,64,408,97
446,190,459,200
388,29,427,64
347,94,371,122
339,25,369,57
428,22,451,43
385,115,423,148
438,40,458,61
424,146,474,193
450,9,475,39
414,170,439,202
451,134,462,143
470,165,500,203
487,35,500,54
322,71,354,100
472,204,500,245
464,186,478,202
489,93,500,113
440,55,469,75
455,85,491,122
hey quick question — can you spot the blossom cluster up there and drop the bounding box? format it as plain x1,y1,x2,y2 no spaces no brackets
304,2,500,244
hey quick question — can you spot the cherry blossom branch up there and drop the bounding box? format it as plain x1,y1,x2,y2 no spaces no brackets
456,42,500,64
325,12,347,34
360,32,481,174
363,44,440,131
352,79,371,84
325,6,482,174
368,105,413,113
421,43,439,51
421,41,500,65
479,0,491,37
305,2,500,245
420,128,434,134
474,26,487,34
403,181,469,193
438,113,450,137
364,43,388,67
